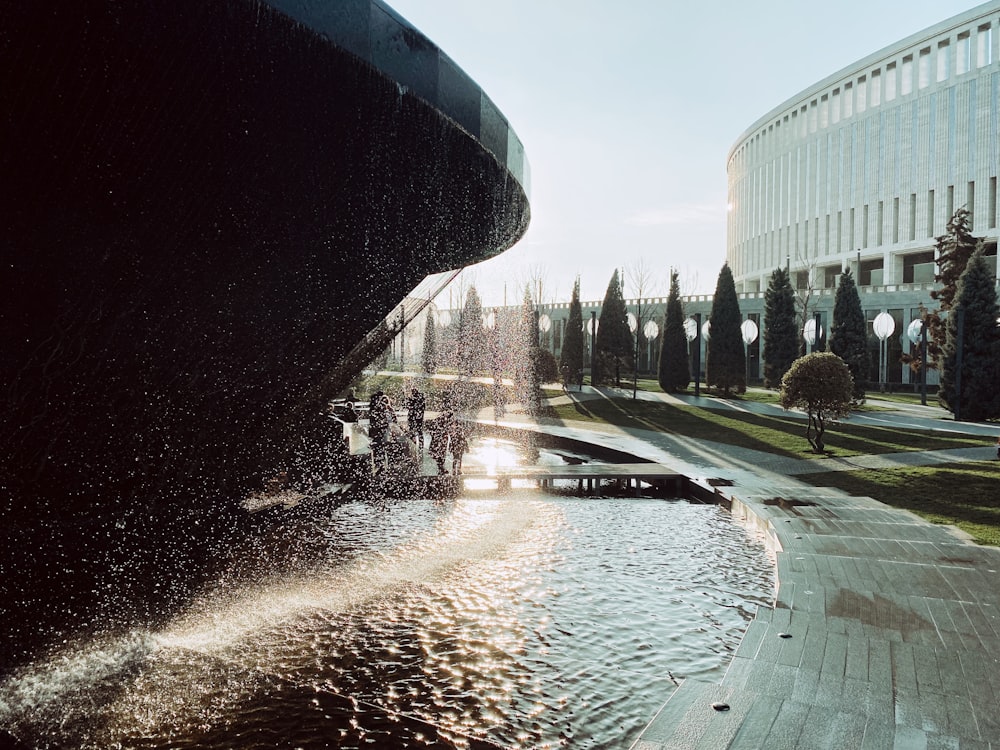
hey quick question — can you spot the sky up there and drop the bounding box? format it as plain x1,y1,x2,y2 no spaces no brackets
387,0,983,307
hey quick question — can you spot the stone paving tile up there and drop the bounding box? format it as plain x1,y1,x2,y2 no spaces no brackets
784,519,952,541
630,680,755,749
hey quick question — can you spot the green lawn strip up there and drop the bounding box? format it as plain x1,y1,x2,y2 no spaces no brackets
865,391,937,406
549,398,806,458
799,463,1000,547
547,397,988,459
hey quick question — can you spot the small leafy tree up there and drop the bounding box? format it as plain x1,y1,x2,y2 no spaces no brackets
421,309,437,374
780,352,854,453
560,277,585,389
626,259,659,397
762,266,798,388
828,268,867,402
939,245,1000,421
658,270,689,392
595,269,633,386
706,263,745,394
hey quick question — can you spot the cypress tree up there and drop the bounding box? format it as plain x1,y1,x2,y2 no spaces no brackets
559,277,585,389
594,269,634,386
456,286,484,377
926,208,981,366
939,245,1000,421
829,268,868,402
762,266,798,388
658,270,689,392
706,263,745,394
421,309,437,374
514,286,542,414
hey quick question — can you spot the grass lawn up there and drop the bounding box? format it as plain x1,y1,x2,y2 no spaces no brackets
804,463,1000,546
547,397,987,459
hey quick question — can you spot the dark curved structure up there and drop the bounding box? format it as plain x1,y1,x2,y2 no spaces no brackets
0,0,529,668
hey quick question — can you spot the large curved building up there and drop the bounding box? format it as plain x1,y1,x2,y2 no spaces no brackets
726,1,999,376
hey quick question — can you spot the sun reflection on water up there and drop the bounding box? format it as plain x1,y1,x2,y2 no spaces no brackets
0,491,774,749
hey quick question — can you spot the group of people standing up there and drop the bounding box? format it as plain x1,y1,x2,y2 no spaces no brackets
427,409,467,475
365,387,468,476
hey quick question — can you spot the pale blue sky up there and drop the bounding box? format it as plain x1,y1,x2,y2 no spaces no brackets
388,0,982,306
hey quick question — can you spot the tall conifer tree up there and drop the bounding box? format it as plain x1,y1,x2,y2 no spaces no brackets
559,277,585,389
762,266,797,388
926,208,981,365
421,309,437,374
706,264,745,394
456,286,484,376
515,286,542,414
829,268,867,402
658,270,689,392
939,245,1000,421
594,269,633,386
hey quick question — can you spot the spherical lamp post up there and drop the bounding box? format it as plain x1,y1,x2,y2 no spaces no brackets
803,317,823,353
740,319,759,387
683,315,701,397
643,320,660,374
588,313,598,387
873,312,896,392
906,318,928,405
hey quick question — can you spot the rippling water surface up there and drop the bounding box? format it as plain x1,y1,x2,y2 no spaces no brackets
1,489,773,749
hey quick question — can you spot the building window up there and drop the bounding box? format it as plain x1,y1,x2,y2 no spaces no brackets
877,201,884,246
909,193,917,241
831,88,841,124
902,55,914,95
892,197,900,244
819,94,829,129
903,251,936,283
871,69,882,107
843,83,853,118
857,76,867,113
862,204,869,249
886,62,897,101
968,181,975,228
808,100,817,132
978,24,994,67
918,47,931,89
937,40,951,82
927,189,935,237
957,31,972,75
990,177,998,229
947,184,955,221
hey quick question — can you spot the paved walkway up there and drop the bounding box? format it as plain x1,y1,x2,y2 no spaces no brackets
474,388,1000,749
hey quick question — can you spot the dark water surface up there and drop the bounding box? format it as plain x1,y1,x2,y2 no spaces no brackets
1,491,773,749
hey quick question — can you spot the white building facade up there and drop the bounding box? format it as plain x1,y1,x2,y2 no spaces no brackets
727,2,999,295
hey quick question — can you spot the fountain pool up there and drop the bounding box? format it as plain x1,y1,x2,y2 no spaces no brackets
1,482,772,749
